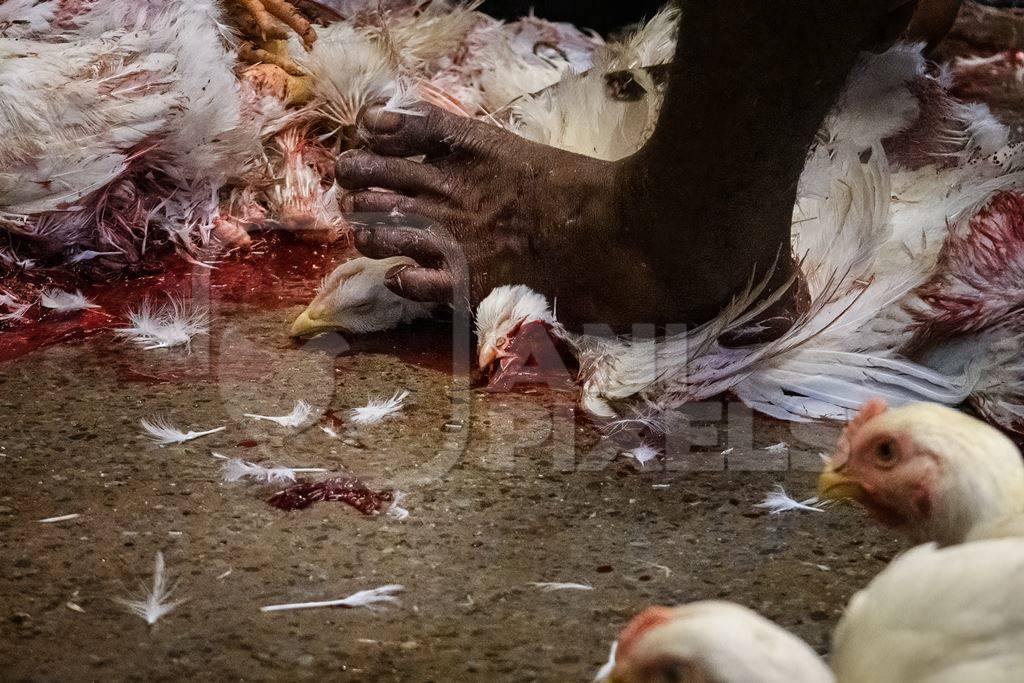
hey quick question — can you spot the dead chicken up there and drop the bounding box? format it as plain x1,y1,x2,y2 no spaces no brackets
291,256,436,336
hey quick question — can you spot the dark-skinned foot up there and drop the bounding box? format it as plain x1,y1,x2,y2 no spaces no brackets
338,104,684,333
338,103,801,335
339,0,928,336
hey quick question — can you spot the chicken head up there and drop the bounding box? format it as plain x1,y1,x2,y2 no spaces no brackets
291,256,437,337
818,399,1024,545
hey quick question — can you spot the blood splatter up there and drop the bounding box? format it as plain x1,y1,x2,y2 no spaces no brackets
0,234,349,363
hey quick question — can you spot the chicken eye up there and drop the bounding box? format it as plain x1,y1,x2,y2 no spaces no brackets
534,41,567,65
496,335,508,349
875,439,898,467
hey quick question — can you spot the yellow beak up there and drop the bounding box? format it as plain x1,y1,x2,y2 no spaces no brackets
478,342,499,371
290,310,329,338
817,469,865,503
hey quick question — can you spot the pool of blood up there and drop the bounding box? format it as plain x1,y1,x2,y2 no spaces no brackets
0,235,344,363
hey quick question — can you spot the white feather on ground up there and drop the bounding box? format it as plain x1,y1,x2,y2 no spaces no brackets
260,584,404,613
622,444,660,470
0,290,18,307
764,442,789,453
320,425,339,439
38,513,81,523
115,298,209,350
141,418,225,446
39,289,99,312
116,552,186,626
244,401,314,428
349,390,409,425
530,582,595,592
755,486,827,514
387,491,410,521
0,303,31,322
220,457,326,484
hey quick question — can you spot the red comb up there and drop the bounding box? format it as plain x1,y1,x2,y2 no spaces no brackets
617,606,675,660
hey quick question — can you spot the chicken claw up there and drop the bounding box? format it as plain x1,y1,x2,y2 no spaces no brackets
229,0,317,47
237,41,305,77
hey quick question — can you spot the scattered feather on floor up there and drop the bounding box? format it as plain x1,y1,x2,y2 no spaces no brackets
116,552,186,626
221,458,326,484
636,559,672,578
261,584,404,613
0,303,31,322
529,582,594,592
320,425,339,438
115,298,209,350
39,289,99,313
38,513,81,523
593,641,618,682
141,418,225,446
349,390,409,425
0,290,18,307
245,400,314,428
621,444,660,470
801,561,832,572
764,442,790,453
387,491,410,521
755,485,827,514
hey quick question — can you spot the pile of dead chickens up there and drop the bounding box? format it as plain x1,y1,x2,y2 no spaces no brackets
0,0,607,279
5,0,1024,439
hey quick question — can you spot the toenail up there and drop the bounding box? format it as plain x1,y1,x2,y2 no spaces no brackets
385,264,410,283
362,106,403,133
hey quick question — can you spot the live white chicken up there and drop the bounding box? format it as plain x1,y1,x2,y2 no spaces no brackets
818,399,1024,546
603,539,1024,683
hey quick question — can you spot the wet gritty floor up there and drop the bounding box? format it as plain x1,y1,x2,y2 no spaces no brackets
0,300,902,682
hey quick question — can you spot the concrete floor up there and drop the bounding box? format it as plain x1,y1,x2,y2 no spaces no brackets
0,300,902,682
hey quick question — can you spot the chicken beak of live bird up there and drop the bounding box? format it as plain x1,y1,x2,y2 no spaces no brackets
818,467,865,504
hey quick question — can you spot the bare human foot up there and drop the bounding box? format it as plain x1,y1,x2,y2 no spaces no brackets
340,1,930,335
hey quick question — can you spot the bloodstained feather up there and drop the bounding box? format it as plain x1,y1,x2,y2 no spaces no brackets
908,190,1024,349
267,475,393,514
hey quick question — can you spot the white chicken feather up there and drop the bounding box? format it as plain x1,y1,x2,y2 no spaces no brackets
116,297,209,351
117,551,187,626
141,417,225,446
477,40,1024,434
244,400,314,428
1,0,280,266
39,289,99,313
832,540,1024,683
